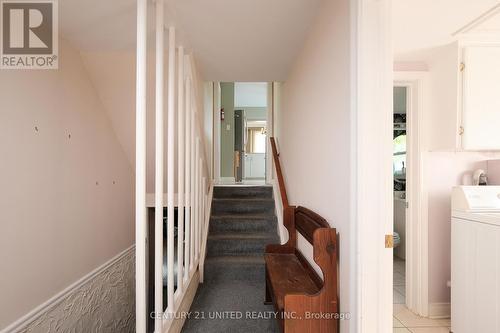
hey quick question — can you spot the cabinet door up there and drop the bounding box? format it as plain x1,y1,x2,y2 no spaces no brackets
462,46,500,150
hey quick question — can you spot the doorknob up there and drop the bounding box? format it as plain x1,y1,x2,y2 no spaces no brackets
385,235,394,249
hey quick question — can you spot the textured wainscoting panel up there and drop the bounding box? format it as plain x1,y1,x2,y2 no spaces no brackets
8,246,135,333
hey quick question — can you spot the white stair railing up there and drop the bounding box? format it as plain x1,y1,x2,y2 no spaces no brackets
135,1,213,332
135,0,148,332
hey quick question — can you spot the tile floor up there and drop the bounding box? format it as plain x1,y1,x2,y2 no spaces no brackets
393,257,451,333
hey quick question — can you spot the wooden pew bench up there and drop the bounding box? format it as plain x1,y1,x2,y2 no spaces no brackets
264,206,338,333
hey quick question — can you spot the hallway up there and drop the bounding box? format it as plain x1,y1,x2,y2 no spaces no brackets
0,0,351,332
182,186,279,332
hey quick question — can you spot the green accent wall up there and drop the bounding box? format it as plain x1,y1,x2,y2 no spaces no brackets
394,87,407,114
220,83,235,177
242,107,267,121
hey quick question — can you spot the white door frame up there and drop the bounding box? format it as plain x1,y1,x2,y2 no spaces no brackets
354,0,393,331
394,72,429,317
213,82,221,184
356,1,430,331
266,82,274,184
213,82,273,184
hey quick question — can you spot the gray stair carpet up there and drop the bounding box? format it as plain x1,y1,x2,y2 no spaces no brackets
182,186,280,333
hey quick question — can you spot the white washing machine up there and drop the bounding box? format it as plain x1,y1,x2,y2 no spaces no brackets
451,186,500,333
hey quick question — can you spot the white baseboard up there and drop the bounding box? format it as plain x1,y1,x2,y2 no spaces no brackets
1,245,135,333
428,303,450,319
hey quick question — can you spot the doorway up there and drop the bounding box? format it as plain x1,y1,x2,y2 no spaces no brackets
391,73,432,333
217,82,269,184
393,86,408,309
234,109,245,182
244,120,267,180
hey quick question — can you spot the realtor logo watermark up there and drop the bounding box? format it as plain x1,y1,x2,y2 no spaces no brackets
0,0,58,69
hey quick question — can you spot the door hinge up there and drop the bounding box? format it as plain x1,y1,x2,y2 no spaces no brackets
405,201,409,209
459,126,464,136
460,62,465,72
385,234,394,249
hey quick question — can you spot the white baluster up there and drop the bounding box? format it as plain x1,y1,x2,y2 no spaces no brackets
194,138,200,263
154,0,165,330
198,160,203,260
135,0,147,331
190,76,196,272
202,176,206,254
166,26,176,314
184,72,191,280
177,46,185,294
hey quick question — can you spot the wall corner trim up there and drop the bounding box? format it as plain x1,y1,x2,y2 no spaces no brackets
1,245,136,333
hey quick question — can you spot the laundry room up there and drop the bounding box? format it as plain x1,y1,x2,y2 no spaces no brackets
393,7,500,325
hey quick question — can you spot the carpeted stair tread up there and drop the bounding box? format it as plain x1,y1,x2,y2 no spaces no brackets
212,197,274,202
207,234,278,257
213,186,273,199
211,213,277,219
211,198,275,216
210,215,277,233
208,232,276,240
205,255,265,265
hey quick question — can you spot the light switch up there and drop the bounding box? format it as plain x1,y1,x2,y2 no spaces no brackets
226,124,231,131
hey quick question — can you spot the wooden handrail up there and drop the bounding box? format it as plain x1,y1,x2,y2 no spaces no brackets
270,137,289,208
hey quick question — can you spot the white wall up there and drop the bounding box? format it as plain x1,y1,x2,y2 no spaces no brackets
81,50,156,192
488,160,500,185
81,51,211,194
273,82,282,143
276,0,352,331
0,39,134,329
425,152,500,304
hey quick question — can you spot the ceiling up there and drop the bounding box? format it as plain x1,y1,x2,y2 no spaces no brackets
59,0,323,81
59,1,500,77
59,0,140,52
393,0,500,59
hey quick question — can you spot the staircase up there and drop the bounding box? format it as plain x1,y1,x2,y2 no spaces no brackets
182,186,280,333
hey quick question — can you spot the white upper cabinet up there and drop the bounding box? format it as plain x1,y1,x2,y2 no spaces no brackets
461,45,500,150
